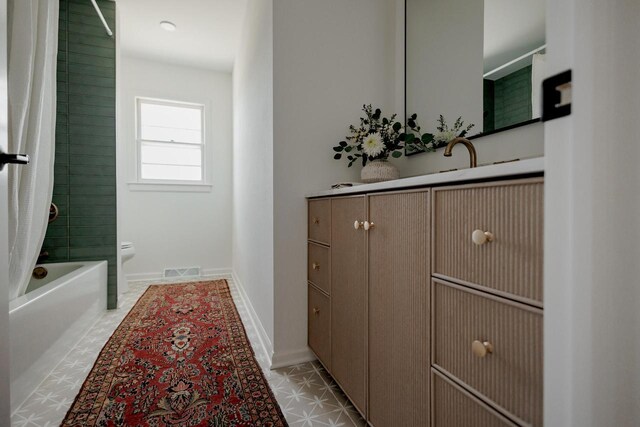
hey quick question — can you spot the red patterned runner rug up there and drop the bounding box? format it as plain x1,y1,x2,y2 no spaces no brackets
62,280,287,426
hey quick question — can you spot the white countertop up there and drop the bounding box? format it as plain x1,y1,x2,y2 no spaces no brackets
306,157,544,198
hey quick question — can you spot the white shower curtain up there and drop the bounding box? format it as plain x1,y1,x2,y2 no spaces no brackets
7,0,58,299
531,52,547,119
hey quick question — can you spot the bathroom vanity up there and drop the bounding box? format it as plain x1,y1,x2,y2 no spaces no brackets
306,158,544,427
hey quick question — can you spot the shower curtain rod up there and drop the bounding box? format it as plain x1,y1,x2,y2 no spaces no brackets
90,0,113,37
483,44,547,79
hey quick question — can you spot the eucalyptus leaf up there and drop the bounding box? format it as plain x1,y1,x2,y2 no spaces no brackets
334,153,342,160
421,133,434,143
392,151,402,158
333,146,343,152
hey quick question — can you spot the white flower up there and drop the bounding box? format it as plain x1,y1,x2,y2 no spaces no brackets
362,132,384,157
433,130,457,144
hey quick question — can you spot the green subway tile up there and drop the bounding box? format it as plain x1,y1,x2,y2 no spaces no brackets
53,185,69,196
69,215,116,227
44,224,68,238
67,43,115,60
70,235,115,247
67,21,112,38
68,63,115,79
68,84,115,99
66,33,115,49
69,175,113,186
69,246,115,258
69,114,115,127
54,165,69,179
68,94,115,108
69,144,114,157
67,52,114,68
43,237,69,249
69,164,115,176
68,2,115,19
67,205,114,217
68,104,114,117
69,124,115,137
70,226,115,238
55,143,69,155
67,73,115,89
69,194,115,207
70,155,115,167
53,154,68,166
70,185,116,196
45,247,70,260
69,135,115,148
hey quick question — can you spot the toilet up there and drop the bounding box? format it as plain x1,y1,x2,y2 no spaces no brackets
120,241,136,294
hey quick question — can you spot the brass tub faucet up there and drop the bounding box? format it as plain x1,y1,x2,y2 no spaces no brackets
443,137,477,168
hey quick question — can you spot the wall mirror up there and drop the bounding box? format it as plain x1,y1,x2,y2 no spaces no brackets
405,0,546,154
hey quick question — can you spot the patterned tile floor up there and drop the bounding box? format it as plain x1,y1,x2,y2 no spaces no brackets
11,276,366,427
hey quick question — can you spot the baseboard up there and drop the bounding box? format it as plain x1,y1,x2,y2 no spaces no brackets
126,268,232,283
230,271,274,365
270,347,317,369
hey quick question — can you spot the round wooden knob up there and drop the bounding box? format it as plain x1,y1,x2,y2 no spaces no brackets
312,217,320,225
471,340,494,358
312,262,320,270
312,307,320,315
364,221,375,231
472,229,494,245
354,220,363,230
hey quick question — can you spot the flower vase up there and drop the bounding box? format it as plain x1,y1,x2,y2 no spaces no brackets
360,159,399,183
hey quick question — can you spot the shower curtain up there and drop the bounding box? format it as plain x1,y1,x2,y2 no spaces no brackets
531,52,547,119
7,0,58,299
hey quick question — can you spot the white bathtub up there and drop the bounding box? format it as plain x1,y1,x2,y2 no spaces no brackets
9,261,108,413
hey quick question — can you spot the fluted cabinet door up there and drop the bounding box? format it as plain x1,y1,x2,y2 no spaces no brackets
331,196,367,415
368,191,430,427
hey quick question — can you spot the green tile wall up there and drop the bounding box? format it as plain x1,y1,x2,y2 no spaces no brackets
493,65,532,130
483,79,496,132
43,0,117,309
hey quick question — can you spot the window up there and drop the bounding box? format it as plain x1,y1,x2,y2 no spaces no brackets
136,98,205,183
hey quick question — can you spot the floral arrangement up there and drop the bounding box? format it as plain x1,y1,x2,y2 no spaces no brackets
333,105,433,167
431,115,475,148
333,105,474,166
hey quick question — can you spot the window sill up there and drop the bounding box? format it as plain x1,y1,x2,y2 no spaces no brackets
127,182,213,193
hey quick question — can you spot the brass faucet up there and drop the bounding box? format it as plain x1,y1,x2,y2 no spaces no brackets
443,137,477,168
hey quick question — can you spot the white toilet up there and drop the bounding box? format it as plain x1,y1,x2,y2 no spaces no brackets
120,241,136,294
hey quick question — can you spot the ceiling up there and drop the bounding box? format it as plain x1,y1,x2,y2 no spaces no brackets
483,0,546,74
116,0,248,71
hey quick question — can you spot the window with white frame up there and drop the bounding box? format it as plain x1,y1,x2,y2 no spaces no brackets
136,98,205,183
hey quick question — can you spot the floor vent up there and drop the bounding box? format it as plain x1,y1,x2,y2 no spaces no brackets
163,267,201,279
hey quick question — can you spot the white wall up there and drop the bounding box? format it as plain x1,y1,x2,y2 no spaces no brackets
395,121,544,177
545,0,640,425
271,0,396,366
232,0,275,355
0,0,10,421
406,0,484,133
117,57,232,280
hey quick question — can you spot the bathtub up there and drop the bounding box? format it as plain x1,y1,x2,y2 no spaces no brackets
9,261,107,413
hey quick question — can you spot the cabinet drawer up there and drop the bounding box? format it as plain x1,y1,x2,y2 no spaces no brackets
308,284,331,369
432,369,518,427
432,280,543,426
308,242,330,294
308,199,331,245
432,179,543,304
